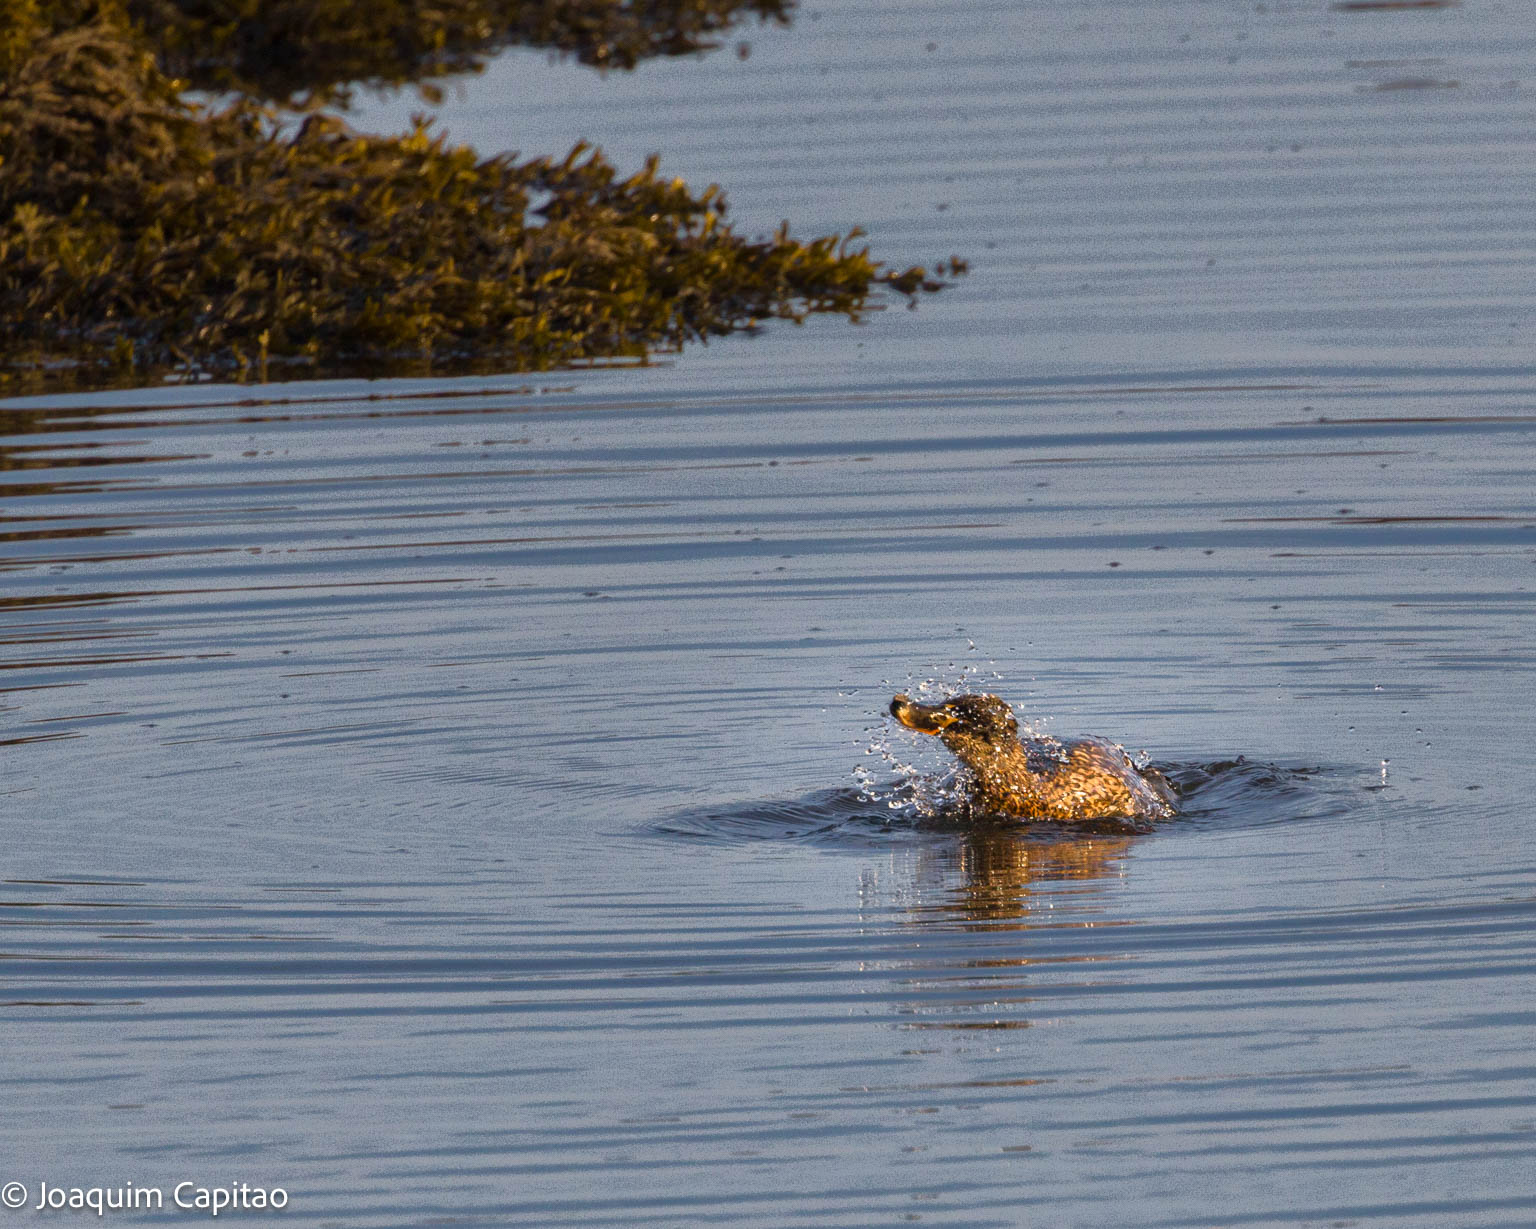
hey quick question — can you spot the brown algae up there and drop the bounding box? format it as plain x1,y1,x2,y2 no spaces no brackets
0,2,949,389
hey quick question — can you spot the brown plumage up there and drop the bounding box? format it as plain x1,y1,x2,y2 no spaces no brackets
889,692,1175,823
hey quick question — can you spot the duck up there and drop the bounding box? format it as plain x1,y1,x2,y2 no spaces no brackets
889,692,1175,823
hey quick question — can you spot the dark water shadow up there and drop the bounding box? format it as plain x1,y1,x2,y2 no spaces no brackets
649,758,1362,850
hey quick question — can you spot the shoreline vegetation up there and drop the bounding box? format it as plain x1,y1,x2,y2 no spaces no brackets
0,0,954,391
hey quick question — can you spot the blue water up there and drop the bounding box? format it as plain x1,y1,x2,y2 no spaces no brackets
5,0,1536,1224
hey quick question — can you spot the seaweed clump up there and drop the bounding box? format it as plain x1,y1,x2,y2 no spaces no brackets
0,2,942,389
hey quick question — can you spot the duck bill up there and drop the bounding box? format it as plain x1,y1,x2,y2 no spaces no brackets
889,694,957,735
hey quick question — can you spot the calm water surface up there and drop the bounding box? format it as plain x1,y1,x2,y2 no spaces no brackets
5,0,1536,1225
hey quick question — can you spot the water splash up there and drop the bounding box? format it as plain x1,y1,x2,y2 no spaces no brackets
856,646,1015,818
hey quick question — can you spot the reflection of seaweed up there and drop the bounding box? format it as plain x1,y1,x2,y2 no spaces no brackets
0,5,943,389
132,0,797,106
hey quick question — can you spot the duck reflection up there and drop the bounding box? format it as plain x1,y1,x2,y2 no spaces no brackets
910,823,1137,926
864,826,1140,1036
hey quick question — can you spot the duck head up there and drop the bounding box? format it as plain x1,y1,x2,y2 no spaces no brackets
889,692,1020,753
